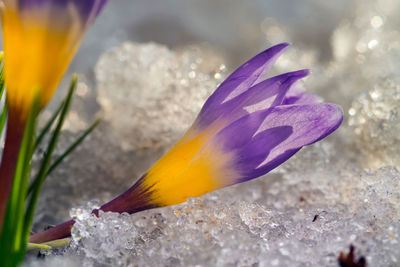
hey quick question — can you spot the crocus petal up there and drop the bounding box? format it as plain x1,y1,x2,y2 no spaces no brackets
211,108,289,153
235,126,292,175
282,84,322,105
188,69,309,141
207,109,294,186
239,69,309,113
196,43,289,130
243,103,343,180
283,93,323,105
1,0,107,119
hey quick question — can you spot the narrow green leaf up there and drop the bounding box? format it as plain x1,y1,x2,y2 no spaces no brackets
0,51,4,77
35,100,65,151
27,101,64,197
0,96,39,266
27,77,75,197
0,79,4,98
23,75,77,247
47,118,101,176
0,108,7,135
14,98,40,262
0,76,5,99
0,51,5,96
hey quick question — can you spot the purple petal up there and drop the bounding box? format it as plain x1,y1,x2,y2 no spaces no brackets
209,109,292,182
241,69,309,112
212,108,274,152
243,103,343,180
282,83,322,105
286,83,306,97
195,69,309,130
283,93,323,105
197,43,289,127
233,126,293,176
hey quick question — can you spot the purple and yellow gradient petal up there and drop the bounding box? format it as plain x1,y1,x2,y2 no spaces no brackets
29,43,343,244
1,0,107,120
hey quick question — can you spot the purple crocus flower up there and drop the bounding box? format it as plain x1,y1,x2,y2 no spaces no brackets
29,43,343,244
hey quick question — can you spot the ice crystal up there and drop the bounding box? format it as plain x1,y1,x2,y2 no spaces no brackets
96,42,226,151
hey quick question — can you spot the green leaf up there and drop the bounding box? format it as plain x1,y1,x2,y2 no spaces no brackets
0,96,40,266
47,118,101,176
0,77,4,97
23,75,78,247
0,108,7,135
0,94,7,137
35,99,65,151
0,51,5,94
27,76,76,197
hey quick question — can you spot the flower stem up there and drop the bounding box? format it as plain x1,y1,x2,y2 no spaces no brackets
28,220,75,244
0,112,25,231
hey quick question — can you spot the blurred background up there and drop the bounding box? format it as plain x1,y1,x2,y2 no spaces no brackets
73,0,354,75
55,0,400,111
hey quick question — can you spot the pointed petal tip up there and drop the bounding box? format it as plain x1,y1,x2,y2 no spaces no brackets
274,42,291,50
259,42,290,58
246,43,290,70
307,102,344,128
293,69,310,77
271,69,310,83
309,102,344,143
323,102,344,116
325,102,344,126
284,69,310,82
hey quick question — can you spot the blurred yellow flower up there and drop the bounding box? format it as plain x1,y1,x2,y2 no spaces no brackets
1,0,106,120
